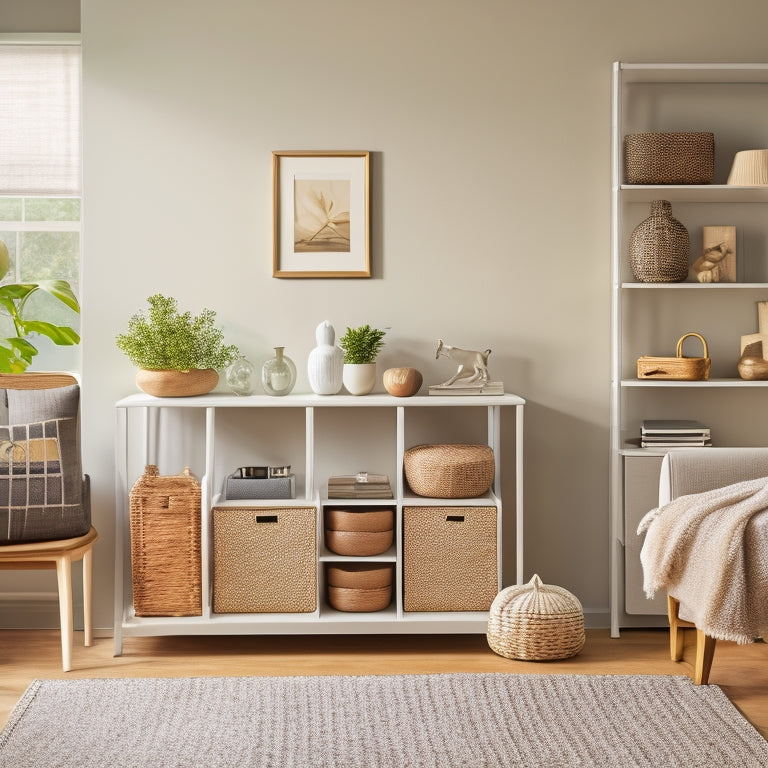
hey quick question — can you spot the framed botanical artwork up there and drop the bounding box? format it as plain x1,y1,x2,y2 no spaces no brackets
273,150,370,278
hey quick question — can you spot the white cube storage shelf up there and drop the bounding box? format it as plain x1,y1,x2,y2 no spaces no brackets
114,392,524,654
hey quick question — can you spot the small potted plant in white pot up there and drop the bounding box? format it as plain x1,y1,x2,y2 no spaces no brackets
339,324,386,395
116,294,240,397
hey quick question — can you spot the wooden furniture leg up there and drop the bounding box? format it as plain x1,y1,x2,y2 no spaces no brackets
83,544,94,647
55,554,74,672
695,630,717,685
667,595,684,661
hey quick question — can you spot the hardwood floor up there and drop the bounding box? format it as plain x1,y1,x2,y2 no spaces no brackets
2,628,767,739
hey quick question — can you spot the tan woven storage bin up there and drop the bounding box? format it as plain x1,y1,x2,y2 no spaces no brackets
213,506,316,613
624,132,714,184
129,465,202,617
404,444,494,498
487,574,585,661
403,506,497,611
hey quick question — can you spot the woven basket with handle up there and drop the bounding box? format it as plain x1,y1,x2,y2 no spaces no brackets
487,574,585,661
636,332,711,381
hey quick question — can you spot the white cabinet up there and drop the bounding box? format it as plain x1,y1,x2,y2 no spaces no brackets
114,392,524,654
610,62,768,635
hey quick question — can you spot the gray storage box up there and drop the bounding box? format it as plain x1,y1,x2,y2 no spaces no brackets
224,473,295,500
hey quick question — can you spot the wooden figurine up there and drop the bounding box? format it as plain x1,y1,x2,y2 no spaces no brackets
692,226,736,283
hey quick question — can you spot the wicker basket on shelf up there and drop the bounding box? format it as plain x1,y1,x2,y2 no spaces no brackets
487,574,585,661
624,132,714,184
404,444,494,498
636,332,711,381
129,465,202,617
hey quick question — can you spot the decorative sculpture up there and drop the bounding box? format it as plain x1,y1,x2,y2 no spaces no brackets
435,339,491,386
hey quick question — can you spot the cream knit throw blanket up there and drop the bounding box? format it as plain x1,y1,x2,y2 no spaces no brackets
638,476,768,644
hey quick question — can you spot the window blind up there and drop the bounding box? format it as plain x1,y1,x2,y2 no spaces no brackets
0,44,81,195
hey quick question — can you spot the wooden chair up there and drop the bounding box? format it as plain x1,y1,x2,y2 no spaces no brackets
658,447,768,684
0,372,97,671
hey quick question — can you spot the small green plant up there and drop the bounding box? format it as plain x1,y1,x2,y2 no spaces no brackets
339,324,387,364
116,294,240,371
0,240,80,373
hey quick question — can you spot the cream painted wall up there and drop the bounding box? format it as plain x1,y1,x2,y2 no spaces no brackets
9,0,768,631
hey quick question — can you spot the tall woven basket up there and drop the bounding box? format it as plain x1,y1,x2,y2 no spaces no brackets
129,465,202,617
629,200,690,283
487,574,585,661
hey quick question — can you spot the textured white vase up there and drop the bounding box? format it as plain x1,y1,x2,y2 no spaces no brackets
307,321,344,395
343,363,377,395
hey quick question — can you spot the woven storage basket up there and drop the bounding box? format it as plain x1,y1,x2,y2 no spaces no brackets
637,332,711,381
213,506,316,613
404,444,494,498
129,465,202,617
487,574,585,661
624,132,714,184
403,506,497,611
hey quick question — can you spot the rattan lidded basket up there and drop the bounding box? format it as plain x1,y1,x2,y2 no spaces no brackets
487,574,585,661
404,444,494,498
129,464,202,617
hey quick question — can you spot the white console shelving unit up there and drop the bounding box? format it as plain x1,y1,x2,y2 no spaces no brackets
114,391,524,654
610,62,768,635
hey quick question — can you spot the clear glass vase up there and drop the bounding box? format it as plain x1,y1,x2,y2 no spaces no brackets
261,346,297,396
225,357,255,396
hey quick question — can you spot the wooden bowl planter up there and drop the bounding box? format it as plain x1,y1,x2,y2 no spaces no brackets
135,368,219,397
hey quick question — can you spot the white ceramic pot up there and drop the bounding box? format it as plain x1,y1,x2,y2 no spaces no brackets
342,363,376,395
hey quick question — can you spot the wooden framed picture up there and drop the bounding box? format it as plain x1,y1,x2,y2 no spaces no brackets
272,150,370,278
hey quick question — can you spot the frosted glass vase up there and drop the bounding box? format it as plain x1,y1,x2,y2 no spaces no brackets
261,347,297,396
307,321,344,395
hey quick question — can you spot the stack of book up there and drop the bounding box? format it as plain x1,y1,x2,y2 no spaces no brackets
640,420,711,448
327,472,393,499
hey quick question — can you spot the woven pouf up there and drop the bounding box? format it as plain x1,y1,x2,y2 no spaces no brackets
404,444,494,498
487,574,585,661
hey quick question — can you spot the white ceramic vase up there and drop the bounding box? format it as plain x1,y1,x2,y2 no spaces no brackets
307,321,344,395
343,363,377,395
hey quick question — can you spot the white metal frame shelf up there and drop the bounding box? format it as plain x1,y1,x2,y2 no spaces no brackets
114,391,524,654
610,61,768,637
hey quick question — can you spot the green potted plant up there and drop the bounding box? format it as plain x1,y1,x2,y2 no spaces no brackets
339,324,386,395
116,294,240,397
0,241,80,373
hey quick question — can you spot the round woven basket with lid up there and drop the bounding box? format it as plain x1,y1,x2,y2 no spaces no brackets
487,574,585,661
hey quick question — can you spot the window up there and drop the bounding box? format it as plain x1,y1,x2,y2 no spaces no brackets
0,40,81,333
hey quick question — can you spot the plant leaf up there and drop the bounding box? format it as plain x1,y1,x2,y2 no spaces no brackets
0,338,38,373
0,241,9,282
35,280,81,313
19,320,80,345
0,284,38,301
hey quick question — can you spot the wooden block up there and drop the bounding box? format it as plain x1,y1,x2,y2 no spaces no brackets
740,333,768,359
693,225,736,282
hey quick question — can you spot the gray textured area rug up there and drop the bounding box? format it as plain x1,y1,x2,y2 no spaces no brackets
2,673,767,767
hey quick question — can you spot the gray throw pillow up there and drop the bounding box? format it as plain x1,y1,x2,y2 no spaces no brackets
6,383,80,423
0,384,90,543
